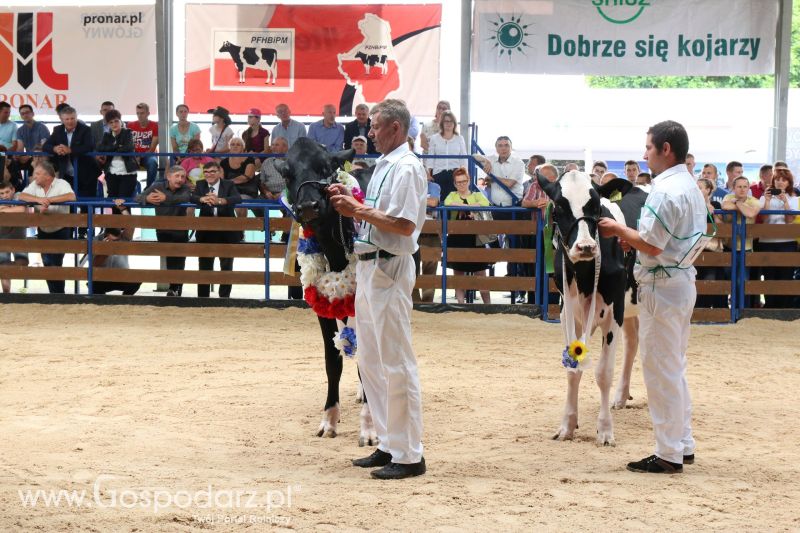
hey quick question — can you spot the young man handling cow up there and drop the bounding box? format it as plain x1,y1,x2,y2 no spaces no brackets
599,121,707,474
328,99,428,480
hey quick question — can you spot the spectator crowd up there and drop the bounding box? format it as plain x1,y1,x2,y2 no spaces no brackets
0,98,798,308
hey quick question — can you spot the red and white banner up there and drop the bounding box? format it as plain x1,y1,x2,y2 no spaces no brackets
184,4,441,116
0,6,156,114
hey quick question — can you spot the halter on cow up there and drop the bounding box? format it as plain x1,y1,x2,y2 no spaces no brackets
537,170,628,446
275,138,376,446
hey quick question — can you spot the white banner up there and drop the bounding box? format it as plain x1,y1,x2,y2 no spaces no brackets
473,0,778,75
0,6,156,114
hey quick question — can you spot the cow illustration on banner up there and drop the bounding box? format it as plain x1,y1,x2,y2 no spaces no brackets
212,29,294,90
185,4,441,116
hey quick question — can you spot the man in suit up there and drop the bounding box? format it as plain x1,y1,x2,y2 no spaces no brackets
90,101,115,147
191,161,242,298
44,106,101,236
344,103,376,154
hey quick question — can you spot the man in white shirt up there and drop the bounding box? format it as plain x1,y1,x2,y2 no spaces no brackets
272,104,307,148
599,120,706,474
18,162,76,294
474,136,525,207
329,99,427,480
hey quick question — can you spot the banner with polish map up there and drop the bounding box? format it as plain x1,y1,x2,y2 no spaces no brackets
184,4,442,116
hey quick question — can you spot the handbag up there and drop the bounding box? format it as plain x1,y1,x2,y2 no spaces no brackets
474,210,498,246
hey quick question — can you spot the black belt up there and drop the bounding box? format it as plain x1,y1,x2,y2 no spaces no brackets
357,250,396,261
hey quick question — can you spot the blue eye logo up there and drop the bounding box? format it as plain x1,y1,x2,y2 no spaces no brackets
487,14,531,58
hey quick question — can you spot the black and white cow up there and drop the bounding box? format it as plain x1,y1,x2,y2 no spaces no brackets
219,41,278,85
275,138,376,446
355,51,388,75
538,170,631,446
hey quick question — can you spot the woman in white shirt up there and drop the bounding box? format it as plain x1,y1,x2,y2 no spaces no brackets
426,110,467,201
757,167,798,308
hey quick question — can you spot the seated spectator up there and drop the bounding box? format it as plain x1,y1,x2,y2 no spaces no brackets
750,164,773,199
242,108,270,155
272,104,307,148
521,162,556,210
127,102,160,187
43,105,101,223
444,167,492,305
220,137,257,218
259,137,288,200
344,103,376,153
695,177,725,308
414,178,441,303
636,172,652,187
419,100,450,154
757,167,798,308
15,104,50,156
426,110,467,200
89,101,115,147
624,160,640,181
722,176,761,252
2,154,25,192
180,139,214,184
590,160,608,185
169,104,201,158
0,101,20,152
207,107,233,154
351,136,374,167
17,162,76,294
712,160,743,204
136,165,191,296
91,199,141,296
0,180,29,293
96,110,138,212
191,161,242,298
308,104,344,152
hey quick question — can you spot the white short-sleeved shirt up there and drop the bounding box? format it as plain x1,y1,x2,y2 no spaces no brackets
354,143,427,256
758,194,799,243
425,133,467,175
22,178,75,232
487,154,525,206
634,163,708,282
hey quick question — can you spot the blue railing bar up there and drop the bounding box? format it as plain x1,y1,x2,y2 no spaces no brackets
440,214,448,305
86,209,94,295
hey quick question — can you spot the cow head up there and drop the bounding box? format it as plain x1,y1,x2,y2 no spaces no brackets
219,41,237,53
538,170,602,263
274,137,354,224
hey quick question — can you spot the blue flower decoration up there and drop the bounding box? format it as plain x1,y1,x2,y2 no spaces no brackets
340,327,357,358
561,346,579,369
298,236,322,255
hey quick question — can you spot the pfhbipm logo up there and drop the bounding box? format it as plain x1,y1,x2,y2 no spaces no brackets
0,12,69,90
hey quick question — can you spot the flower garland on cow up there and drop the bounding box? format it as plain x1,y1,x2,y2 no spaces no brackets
293,170,366,358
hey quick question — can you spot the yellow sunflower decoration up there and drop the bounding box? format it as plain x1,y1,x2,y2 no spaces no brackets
568,340,587,363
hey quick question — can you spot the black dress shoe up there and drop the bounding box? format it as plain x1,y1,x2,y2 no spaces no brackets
626,454,682,474
370,458,426,480
352,449,391,468
683,454,695,465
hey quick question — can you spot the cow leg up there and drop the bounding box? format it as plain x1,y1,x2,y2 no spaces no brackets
354,364,377,446
316,316,342,438
239,69,245,84
554,369,581,440
595,317,619,446
613,316,639,409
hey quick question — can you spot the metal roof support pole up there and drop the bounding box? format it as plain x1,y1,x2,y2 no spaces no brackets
772,0,792,162
460,0,472,150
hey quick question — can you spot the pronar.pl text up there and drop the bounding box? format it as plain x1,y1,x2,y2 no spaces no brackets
82,12,143,26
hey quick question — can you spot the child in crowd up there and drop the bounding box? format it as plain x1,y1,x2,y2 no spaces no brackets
0,180,29,292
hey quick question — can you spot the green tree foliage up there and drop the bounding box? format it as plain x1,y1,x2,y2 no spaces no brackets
588,4,800,89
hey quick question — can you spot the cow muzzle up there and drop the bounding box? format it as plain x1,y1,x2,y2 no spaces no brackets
569,240,598,261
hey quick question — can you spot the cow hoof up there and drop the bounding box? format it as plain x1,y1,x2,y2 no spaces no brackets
612,392,633,410
596,433,616,447
552,427,575,441
316,404,340,438
359,403,377,447
355,382,365,404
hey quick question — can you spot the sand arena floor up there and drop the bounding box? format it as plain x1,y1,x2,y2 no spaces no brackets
1,304,798,531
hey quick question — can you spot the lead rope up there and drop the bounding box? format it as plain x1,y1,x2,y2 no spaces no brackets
560,228,601,372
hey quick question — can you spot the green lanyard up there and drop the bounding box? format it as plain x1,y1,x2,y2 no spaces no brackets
637,204,717,277
355,154,414,247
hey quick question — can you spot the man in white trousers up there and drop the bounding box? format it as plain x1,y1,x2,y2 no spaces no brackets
328,99,427,480
599,120,706,474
